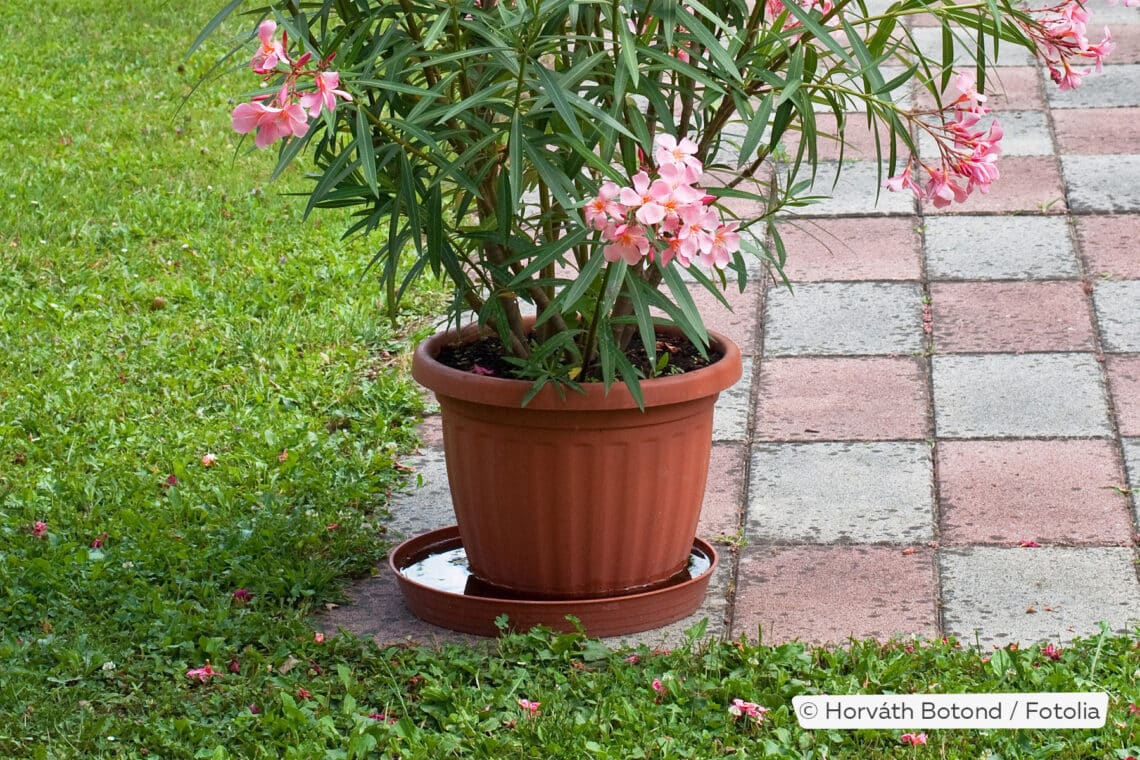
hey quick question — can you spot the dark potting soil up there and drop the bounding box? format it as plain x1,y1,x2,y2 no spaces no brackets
437,332,723,381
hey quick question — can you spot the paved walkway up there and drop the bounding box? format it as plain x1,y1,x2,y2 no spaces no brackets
324,0,1140,649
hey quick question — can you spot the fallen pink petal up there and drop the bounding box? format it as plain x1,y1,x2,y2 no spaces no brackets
186,661,221,682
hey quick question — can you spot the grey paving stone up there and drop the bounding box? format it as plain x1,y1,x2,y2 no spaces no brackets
1047,64,1140,108
748,441,935,543
764,282,924,356
1062,155,1140,213
1094,280,1140,352
932,354,1113,437
713,356,753,442
918,111,1052,159
909,26,1036,67
1123,438,1140,522
1081,0,1140,25
784,161,917,216
924,215,1079,280
940,547,1140,646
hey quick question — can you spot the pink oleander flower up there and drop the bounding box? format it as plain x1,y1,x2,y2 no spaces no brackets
1020,539,1041,547
924,167,968,208
251,20,289,74
624,654,641,664
314,632,325,644
885,165,922,196
585,181,623,229
728,698,769,724
651,678,665,692
1041,643,1062,660
900,732,928,745
91,532,107,549
31,521,47,539
469,363,495,376
602,222,651,264
619,171,669,225
296,686,312,700
233,587,253,603
249,704,261,714
201,453,218,467
517,698,541,717
232,101,310,149
186,661,221,682
369,711,398,724
703,222,741,269
653,133,702,174
300,71,352,117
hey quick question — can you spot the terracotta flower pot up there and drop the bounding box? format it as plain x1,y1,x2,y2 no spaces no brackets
411,322,742,600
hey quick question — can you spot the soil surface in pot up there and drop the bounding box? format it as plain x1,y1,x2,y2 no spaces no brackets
437,332,724,381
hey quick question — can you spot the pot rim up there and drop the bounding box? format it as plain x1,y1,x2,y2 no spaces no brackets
412,320,743,411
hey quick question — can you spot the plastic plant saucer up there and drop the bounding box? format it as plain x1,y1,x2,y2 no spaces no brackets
390,525,719,638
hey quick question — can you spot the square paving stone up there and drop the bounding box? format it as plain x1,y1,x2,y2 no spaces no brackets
937,440,1134,546
923,215,1079,280
1075,216,1140,279
699,443,747,540
733,546,938,645
940,547,1140,645
755,357,930,441
918,111,1052,159
786,161,916,216
764,282,925,356
1047,64,1140,108
714,357,753,442
912,67,1046,111
1063,156,1140,213
932,354,1112,437
1123,438,1140,520
929,281,1096,353
748,441,934,544
1053,108,1140,154
1093,280,1140,351
775,217,922,281
1106,356,1140,437
924,157,1066,215
910,26,1036,67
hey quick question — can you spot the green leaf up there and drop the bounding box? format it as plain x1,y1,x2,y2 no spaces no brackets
398,151,422,257
533,65,583,141
509,110,522,213
618,10,640,87
661,264,708,349
737,93,773,169
186,0,245,59
561,248,605,308
355,106,379,198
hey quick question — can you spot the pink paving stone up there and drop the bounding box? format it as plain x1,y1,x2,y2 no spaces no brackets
733,546,937,645
937,440,1134,546
912,67,1046,111
1075,215,1140,279
698,443,746,539
755,357,930,440
781,113,897,162
685,283,761,355
1106,355,1140,437
929,281,1096,353
774,217,922,281
923,157,1067,214
1053,108,1140,155
1105,24,1140,65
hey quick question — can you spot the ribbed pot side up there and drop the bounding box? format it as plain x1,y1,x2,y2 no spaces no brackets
411,323,742,600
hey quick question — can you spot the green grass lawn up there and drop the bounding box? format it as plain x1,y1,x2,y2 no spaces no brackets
1,1,1137,757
